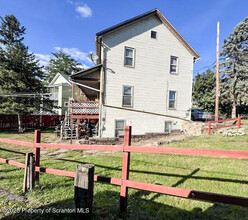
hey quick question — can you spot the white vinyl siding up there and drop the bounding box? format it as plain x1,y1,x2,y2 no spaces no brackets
101,15,194,137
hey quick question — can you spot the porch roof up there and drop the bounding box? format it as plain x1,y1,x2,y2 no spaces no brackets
70,64,102,81
70,64,102,99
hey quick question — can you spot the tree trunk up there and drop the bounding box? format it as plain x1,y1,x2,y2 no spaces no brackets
18,114,24,132
231,101,236,118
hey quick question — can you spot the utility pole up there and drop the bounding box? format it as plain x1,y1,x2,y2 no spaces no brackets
215,21,220,121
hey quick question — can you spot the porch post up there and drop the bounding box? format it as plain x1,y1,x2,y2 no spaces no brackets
70,83,75,144
77,86,80,139
72,83,75,100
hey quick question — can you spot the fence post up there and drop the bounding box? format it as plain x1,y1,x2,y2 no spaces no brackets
34,130,41,182
23,152,35,193
120,126,131,213
208,122,211,135
238,117,241,129
74,164,95,218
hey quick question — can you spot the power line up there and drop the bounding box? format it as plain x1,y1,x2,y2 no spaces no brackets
194,60,216,73
0,93,51,97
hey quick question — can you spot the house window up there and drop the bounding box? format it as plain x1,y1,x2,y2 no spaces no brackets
151,31,157,39
170,56,178,74
165,121,172,133
122,85,133,107
115,120,125,137
169,91,176,109
124,47,135,67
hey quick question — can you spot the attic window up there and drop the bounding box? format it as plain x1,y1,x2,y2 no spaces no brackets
151,31,157,39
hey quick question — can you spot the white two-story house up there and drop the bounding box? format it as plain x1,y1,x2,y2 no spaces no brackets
70,9,199,138
47,73,72,115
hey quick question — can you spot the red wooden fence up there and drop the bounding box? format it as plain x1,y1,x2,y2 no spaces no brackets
0,115,63,130
206,116,243,135
1,127,248,211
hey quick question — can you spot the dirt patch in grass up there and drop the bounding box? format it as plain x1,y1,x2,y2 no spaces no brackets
0,188,26,203
132,133,187,146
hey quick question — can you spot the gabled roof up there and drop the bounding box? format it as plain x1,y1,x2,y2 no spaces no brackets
48,73,71,86
96,9,199,58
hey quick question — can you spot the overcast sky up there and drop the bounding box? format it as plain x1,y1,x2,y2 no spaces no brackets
1,0,247,75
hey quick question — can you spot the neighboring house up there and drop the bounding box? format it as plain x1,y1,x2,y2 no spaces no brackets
47,73,72,115
70,9,200,138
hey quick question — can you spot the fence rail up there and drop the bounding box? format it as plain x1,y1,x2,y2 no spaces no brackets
1,127,248,211
206,116,243,135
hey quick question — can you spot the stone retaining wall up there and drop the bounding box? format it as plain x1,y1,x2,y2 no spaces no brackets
181,121,207,136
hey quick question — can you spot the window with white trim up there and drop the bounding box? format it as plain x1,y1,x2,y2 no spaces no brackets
115,120,125,137
170,56,178,74
169,91,176,109
124,47,135,67
122,85,133,107
165,121,172,133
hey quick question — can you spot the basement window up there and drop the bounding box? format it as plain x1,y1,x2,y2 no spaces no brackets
165,121,172,133
115,120,125,137
151,31,157,39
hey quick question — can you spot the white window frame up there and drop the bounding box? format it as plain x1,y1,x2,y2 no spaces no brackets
124,47,135,67
168,90,177,110
122,85,133,107
115,120,126,137
151,30,157,39
170,56,179,74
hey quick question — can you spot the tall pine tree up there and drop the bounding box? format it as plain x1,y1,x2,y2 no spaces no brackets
45,51,83,84
192,69,216,113
220,17,248,118
0,15,52,131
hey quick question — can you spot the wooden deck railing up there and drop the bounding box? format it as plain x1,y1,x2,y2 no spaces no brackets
206,116,243,135
71,101,99,115
1,126,248,212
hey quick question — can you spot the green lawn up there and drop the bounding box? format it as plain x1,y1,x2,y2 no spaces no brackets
0,130,248,219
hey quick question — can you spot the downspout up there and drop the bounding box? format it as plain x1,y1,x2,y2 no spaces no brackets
98,37,104,137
